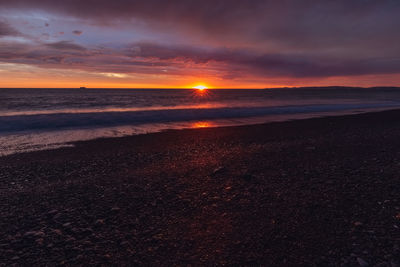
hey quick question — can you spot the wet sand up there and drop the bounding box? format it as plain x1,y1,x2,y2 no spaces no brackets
1,110,400,266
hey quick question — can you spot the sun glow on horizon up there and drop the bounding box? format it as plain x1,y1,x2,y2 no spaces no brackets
193,85,208,90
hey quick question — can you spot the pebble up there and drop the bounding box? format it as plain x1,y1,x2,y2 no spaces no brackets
52,229,62,235
62,222,72,228
111,207,120,212
47,209,58,215
241,174,255,181
357,257,369,267
24,231,45,238
53,213,62,220
212,166,226,175
81,227,93,236
120,241,130,246
95,219,105,226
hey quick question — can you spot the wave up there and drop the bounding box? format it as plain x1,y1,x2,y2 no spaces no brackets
1,102,399,134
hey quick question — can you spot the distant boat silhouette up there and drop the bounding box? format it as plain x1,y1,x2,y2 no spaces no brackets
80,86,87,89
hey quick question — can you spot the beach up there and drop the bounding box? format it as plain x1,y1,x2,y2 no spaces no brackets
1,109,400,266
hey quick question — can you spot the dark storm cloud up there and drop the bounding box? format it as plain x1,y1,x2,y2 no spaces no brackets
0,21,20,36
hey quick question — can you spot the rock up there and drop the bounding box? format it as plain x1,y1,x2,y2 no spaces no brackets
241,174,255,181
53,213,62,220
357,257,369,267
62,222,72,228
52,229,62,235
23,231,34,237
75,254,84,260
47,209,58,216
111,207,120,213
66,236,76,242
24,231,45,238
81,228,93,236
212,167,226,175
120,241,130,246
95,219,105,226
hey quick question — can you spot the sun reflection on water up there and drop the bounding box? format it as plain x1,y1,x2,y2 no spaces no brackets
192,121,213,128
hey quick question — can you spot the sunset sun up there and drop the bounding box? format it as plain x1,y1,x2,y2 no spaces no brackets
193,85,208,91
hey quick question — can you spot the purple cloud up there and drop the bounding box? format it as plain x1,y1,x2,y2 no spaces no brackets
0,21,20,36
46,41,86,51
1,0,400,83
1,39,400,80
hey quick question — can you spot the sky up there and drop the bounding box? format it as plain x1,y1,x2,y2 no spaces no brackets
1,0,400,88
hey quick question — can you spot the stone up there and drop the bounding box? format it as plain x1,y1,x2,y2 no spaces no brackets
241,174,255,181
24,231,45,238
62,222,72,228
52,229,62,235
47,209,58,215
357,257,369,267
111,207,120,212
95,219,105,226
212,167,226,175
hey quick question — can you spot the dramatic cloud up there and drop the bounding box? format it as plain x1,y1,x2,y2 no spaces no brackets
2,1,400,49
1,0,400,87
127,43,400,78
2,40,400,80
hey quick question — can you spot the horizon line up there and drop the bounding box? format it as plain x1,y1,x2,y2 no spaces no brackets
1,85,400,90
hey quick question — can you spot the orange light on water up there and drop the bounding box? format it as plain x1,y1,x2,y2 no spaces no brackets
192,121,212,128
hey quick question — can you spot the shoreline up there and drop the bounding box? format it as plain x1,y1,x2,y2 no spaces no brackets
1,109,400,265
2,106,400,158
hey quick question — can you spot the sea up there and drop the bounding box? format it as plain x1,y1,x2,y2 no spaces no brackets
1,87,400,156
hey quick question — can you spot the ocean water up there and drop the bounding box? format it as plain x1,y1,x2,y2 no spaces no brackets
1,87,400,156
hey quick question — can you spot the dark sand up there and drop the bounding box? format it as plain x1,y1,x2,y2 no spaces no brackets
1,110,400,266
